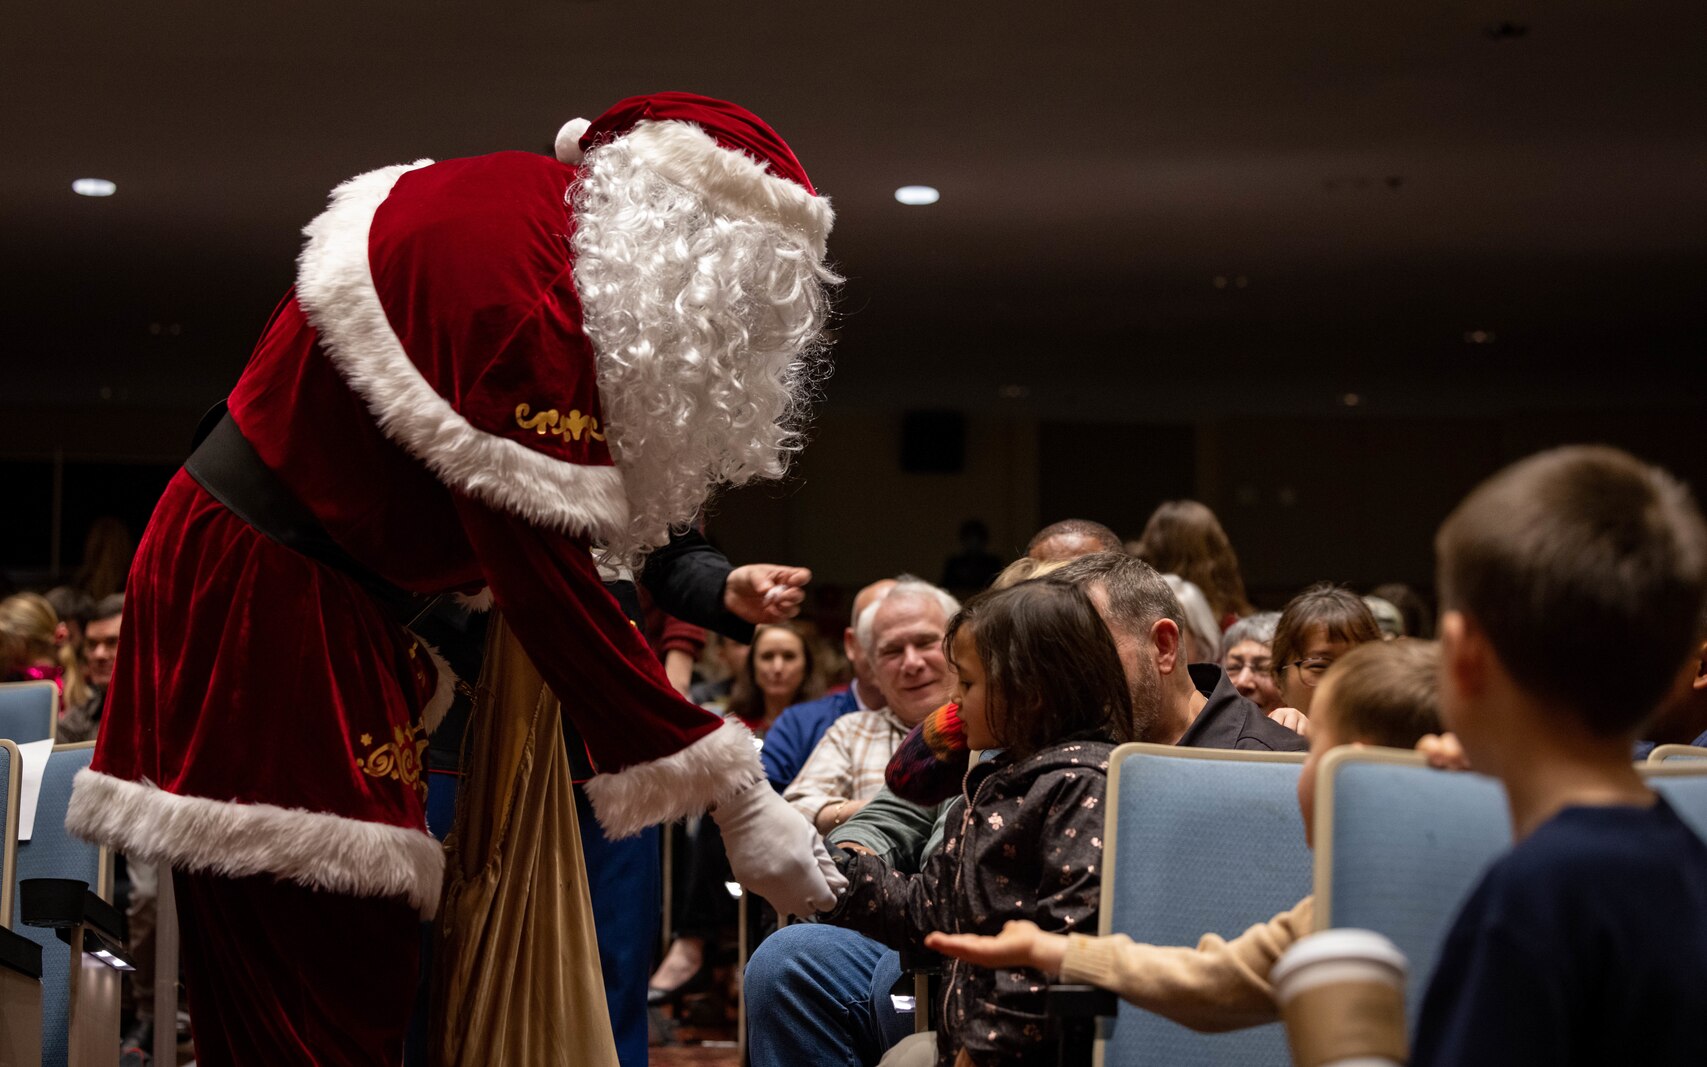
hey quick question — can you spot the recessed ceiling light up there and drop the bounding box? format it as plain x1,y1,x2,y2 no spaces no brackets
72,178,117,197
1342,392,1362,407
1464,329,1496,344
894,185,939,206
998,384,1030,399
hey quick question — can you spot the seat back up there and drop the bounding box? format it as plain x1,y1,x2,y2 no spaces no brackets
0,682,57,746
12,742,107,1067
1646,762,1707,841
1648,744,1707,764
1100,743,1310,1067
0,740,19,927
1313,748,1509,1032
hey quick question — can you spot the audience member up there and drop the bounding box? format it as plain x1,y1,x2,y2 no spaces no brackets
1025,518,1123,563
1637,605,1707,754
44,585,95,651
926,639,1441,1033
745,554,1301,1067
826,580,1136,1066
1219,611,1282,714
1269,583,1382,718
939,519,1005,596
689,632,749,707
58,594,122,743
1371,581,1434,639
1413,446,1707,1067
0,592,92,715
762,579,898,789
1363,595,1405,639
1134,500,1252,627
1162,574,1222,663
786,580,959,834
72,515,133,600
1055,553,1306,752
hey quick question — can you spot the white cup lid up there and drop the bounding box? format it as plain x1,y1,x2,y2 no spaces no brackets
1270,928,1408,987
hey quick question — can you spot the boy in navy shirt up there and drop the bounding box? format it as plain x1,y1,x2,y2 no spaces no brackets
1414,446,1707,1067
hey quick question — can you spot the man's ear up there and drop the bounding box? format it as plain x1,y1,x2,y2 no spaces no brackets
1151,618,1182,677
843,626,860,663
1692,639,1707,691
1439,610,1488,701
53,622,70,648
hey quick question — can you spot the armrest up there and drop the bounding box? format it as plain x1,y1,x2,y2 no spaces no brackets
0,925,43,981
18,878,133,970
1047,983,1118,1067
1046,983,1118,1020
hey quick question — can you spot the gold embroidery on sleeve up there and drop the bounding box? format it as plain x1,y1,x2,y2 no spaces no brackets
514,403,608,443
356,724,430,802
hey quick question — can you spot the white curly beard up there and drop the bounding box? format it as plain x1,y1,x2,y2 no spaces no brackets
570,138,838,566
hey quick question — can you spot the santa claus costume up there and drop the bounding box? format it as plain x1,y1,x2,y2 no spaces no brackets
66,93,840,1065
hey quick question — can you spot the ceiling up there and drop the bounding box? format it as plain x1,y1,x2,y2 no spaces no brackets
5,0,1705,422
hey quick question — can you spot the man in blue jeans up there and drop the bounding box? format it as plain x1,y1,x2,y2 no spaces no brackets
747,551,1306,1066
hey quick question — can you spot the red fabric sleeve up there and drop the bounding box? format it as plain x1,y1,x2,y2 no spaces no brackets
452,494,725,774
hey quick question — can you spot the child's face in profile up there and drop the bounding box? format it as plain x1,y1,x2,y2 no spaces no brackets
952,627,998,750
1296,674,1344,850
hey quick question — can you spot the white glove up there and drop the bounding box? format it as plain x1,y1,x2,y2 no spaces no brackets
713,777,847,917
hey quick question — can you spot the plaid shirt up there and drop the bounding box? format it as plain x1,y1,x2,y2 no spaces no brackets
784,707,913,827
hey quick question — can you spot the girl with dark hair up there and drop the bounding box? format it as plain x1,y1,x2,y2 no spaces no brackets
1270,582,1383,717
824,580,1135,1066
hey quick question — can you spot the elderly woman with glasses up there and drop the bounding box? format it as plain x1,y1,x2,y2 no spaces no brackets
1270,583,1383,717
1218,611,1283,713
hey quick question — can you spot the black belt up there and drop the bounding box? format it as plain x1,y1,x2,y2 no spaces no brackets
183,407,442,630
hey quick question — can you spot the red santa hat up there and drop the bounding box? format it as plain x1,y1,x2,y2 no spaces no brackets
292,93,831,546
555,92,833,256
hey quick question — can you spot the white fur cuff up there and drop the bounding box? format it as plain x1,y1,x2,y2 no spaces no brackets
65,769,445,917
580,720,763,839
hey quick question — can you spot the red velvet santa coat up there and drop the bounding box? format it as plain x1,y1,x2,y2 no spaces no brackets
66,150,766,915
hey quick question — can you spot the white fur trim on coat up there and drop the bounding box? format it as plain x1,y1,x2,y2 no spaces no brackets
65,769,445,917
622,121,835,257
580,719,762,839
294,161,630,542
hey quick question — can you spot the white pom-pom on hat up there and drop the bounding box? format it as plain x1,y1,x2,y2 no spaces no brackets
555,118,591,165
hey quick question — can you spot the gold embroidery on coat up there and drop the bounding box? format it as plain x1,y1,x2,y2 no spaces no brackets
514,403,608,442
356,724,429,802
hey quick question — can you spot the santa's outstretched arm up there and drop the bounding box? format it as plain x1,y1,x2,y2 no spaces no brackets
452,494,843,916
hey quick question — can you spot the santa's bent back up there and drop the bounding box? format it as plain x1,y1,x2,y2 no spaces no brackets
65,92,842,1066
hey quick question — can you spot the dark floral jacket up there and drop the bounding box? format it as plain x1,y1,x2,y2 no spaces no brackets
827,738,1115,1067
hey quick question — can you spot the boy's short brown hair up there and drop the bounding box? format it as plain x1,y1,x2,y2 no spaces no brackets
1436,445,1707,736
1317,639,1442,749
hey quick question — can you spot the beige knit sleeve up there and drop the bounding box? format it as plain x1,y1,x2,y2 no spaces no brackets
1056,895,1314,1033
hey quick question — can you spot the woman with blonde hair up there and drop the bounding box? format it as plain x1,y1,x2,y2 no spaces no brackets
0,591,92,713
1136,500,1253,628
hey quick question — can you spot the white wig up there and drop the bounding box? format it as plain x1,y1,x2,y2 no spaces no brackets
572,136,840,563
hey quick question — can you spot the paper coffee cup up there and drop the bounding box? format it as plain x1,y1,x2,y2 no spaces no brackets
1270,928,1408,1067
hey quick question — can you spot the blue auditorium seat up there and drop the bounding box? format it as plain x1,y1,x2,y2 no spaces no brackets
1313,748,1510,1033
13,742,108,1067
1099,742,1310,1067
0,682,58,746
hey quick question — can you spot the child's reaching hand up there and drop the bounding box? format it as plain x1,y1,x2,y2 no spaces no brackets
1416,731,1471,770
926,920,1070,977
